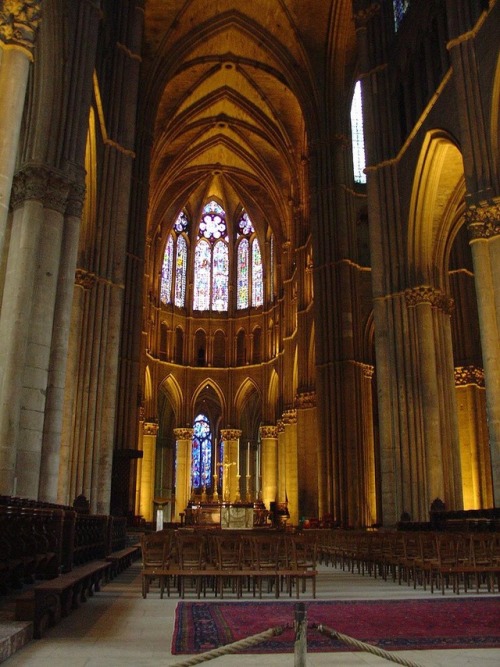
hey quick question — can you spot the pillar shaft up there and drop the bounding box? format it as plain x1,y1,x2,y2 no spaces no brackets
260,425,278,511
174,428,193,522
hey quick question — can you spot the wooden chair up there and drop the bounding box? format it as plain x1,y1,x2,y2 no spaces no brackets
174,531,207,598
141,531,172,598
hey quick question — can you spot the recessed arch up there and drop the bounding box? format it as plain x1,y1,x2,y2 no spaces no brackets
408,130,466,290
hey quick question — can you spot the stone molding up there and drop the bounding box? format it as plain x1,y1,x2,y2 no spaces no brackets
220,428,242,441
66,182,87,218
0,0,41,55
173,427,194,440
404,285,454,315
455,365,485,388
466,202,500,240
277,419,285,433
259,425,278,439
75,269,96,290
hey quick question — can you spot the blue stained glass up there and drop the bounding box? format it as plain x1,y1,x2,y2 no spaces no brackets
237,239,249,309
393,0,410,31
252,239,263,307
193,240,211,310
212,241,229,311
160,235,174,304
192,413,212,488
174,211,189,233
174,235,187,307
238,211,255,235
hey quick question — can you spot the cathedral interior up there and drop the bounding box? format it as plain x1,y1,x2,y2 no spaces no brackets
0,0,498,529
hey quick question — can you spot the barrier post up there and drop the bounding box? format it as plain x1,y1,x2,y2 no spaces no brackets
294,601,307,666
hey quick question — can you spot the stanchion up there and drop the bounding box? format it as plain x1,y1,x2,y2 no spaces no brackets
294,602,307,666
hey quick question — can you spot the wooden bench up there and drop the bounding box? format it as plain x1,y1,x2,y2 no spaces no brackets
15,560,112,638
106,545,141,578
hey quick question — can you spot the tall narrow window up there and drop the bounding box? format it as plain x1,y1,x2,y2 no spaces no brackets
192,413,212,489
269,233,275,301
160,210,188,306
237,239,249,309
193,200,229,311
251,239,263,307
174,235,187,307
393,0,410,31
351,80,366,184
160,235,174,304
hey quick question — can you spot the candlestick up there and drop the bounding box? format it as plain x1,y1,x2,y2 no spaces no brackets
236,440,240,476
246,441,250,473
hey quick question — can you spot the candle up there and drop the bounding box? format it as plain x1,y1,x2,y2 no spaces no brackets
236,440,240,475
247,441,250,474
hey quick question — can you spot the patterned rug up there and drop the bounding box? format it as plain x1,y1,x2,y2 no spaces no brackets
172,598,500,654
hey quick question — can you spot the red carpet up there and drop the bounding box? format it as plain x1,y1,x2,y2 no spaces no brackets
172,598,500,654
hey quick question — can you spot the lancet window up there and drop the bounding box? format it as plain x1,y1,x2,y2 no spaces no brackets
351,80,366,185
192,413,212,489
393,0,410,31
160,210,188,306
236,211,263,309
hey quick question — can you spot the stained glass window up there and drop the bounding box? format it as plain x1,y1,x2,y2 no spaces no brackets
393,0,410,31
251,239,263,307
237,239,249,309
160,235,174,304
192,413,212,489
270,234,274,301
174,235,187,307
212,241,229,311
238,211,255,235
193,239,211,310
351,80,366,184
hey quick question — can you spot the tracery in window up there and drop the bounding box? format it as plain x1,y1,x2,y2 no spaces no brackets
193,200,229,311
236,210,262,310
351,80,366,185
192,413,212,489
393,0,410,31
161,210,188,306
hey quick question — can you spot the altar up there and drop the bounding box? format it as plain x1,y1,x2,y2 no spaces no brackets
184,501,268,528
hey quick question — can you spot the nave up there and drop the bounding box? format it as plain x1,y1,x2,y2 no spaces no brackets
2,558,499,666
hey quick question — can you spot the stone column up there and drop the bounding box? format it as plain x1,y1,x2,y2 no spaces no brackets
283,409,298,525
454,365,492,508
173,427,193,522
295,392,318,520
360,364,377,527
0,167,46,495
0,1,41,273
277,420,286,504
467,206,500,502
221,428,242,503
138,421,158,522
405,286,462,510
260,425,278,512
40,181,86,503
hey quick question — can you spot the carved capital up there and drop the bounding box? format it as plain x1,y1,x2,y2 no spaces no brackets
143,421,159,436
11,164,70,213
66,182,86,218
282,409,297,425
353,3,380,27
360,363,374,379
0,0,42,54
466,203,500,241
277,419,285,433
295,391,316,409
220,428,242,441
454,365,485,388
174,427,194,440
75,269,96,290
259,425,278,439
405,285,454,315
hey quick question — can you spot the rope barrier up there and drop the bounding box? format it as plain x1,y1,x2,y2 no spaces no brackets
168,625,286,666
314,623,426,667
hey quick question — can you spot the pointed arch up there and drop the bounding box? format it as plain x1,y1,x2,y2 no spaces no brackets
158,373,183,420
234,377,261,416
267,369,280,423
408,130,466,290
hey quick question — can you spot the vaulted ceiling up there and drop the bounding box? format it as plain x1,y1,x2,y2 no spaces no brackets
140,0,357,250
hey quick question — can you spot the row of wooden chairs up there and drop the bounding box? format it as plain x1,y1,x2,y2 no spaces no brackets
316,528,500,594
141,529,318,599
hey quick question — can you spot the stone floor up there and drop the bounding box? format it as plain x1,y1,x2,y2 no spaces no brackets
1,560,499,666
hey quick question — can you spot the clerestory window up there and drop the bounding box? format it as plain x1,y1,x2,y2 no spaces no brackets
351,80,366,185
